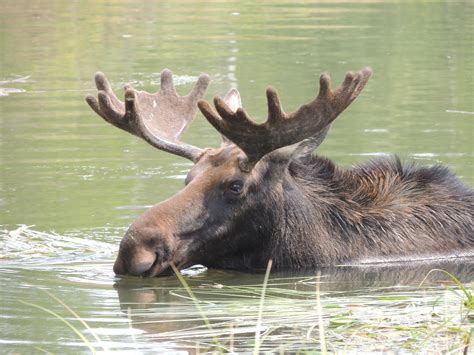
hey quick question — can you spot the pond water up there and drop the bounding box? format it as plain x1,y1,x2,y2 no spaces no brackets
1,0,473,353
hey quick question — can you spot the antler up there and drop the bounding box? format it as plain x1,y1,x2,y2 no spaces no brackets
198,67,372,167
85,69,209,161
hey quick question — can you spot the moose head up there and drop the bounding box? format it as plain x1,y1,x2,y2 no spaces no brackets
86,68,373,277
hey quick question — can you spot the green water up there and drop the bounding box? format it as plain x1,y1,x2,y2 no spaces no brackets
1,0,473,353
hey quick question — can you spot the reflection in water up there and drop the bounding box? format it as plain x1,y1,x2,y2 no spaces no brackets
0,230,472,352
113,259,474,352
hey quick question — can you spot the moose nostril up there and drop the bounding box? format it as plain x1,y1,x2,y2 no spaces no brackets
128,259,156,276
113,256,156,277
113,246,157,276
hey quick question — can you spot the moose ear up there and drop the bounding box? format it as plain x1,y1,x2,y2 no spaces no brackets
290,124,331,159
220,88,242,146
255,130,332,177
251,149,296,182
259,125,330,173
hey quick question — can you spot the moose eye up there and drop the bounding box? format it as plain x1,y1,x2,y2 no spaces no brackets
228,180,244,194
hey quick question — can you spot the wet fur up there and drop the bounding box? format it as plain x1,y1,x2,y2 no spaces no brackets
206,155,474,270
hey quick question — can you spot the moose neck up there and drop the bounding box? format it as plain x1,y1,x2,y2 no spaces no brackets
269,154,473,268
267,156,347,268
271,155,416,268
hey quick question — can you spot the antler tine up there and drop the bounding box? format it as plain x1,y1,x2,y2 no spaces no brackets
160,68,177,95
332,67,372,110
266,87,285,123
86,72,123,124
198,67,372,167
187,74,211,105
86,69,210,162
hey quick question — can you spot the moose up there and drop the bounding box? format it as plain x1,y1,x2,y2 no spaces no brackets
86,68,473,277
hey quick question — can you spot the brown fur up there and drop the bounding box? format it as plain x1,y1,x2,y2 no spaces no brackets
113,145,473,276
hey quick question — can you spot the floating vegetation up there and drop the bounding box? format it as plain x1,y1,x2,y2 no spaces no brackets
420,269,474,312
0,225,118,263
112,264,473,353
18,263,473,353
0,74,30,96
0,74,31,85
2,226,473,353
0,87,26,96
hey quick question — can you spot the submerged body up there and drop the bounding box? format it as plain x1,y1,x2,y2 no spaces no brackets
114,146,474,276
215,153,473,270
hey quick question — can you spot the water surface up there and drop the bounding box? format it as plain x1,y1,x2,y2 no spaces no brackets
1,0,473,353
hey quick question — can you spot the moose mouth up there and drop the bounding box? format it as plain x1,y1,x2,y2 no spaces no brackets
143,256,191,277
143,257,171,277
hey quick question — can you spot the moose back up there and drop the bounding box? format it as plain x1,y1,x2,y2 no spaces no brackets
86,68,474,277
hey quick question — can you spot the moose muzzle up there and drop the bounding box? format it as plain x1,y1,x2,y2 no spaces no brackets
113,230,157,276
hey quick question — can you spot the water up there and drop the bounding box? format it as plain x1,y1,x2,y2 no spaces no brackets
1,0,473,353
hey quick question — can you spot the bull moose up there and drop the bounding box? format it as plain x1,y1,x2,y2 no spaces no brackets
85,68,473,277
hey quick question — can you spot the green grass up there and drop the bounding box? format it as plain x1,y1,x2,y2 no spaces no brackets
20,267,473,354
420,268,474,312
19,300,99,354
159,267,473,353
254,259,273,355
20,288,107,354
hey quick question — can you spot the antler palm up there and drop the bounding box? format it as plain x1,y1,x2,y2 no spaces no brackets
86,69,209,160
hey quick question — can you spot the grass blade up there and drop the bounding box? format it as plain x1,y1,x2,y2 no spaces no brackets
41,289,105,350
254,259,273,355
170,262,226,352
315,270,327,354
170,262,212,330
19,300,96,354
419,269,473,310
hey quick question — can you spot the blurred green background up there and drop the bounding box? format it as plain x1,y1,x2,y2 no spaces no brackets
1,0,472,232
